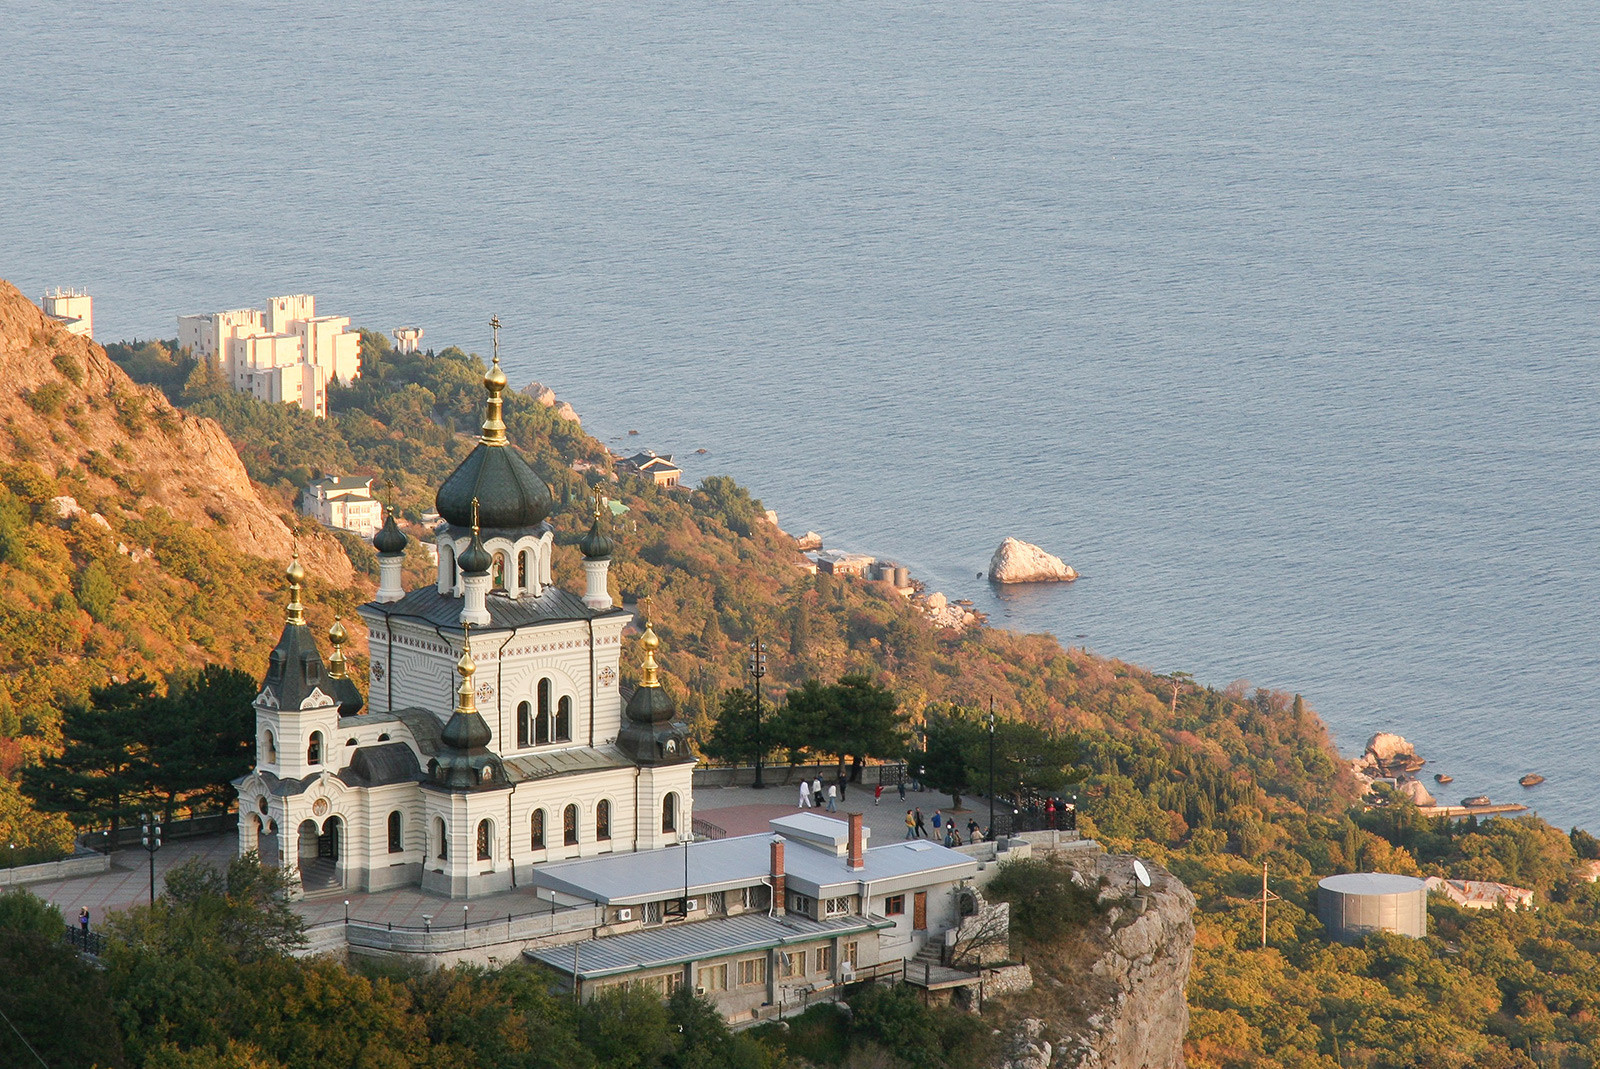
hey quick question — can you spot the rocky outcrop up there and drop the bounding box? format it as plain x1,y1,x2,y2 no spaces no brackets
989,538,1077,584
0,280,353,585
996,852,1193,1069
520,380,557,406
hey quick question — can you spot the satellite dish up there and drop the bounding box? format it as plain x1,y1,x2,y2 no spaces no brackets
1132,859,1152,888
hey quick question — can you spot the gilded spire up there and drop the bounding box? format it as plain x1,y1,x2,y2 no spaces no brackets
327,617,348,679
285,549,306,626
456,623,477,714
638,600,661,688
481,315,508,446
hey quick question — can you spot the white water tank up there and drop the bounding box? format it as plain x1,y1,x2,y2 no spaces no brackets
1318,872,1428,942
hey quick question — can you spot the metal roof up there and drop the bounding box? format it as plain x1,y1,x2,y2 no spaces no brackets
526,912,888,980
504,745,635,784
358,707,443,756
1319,872,1429,895
337,742,422,787
531,830,978,905
364,584,629,630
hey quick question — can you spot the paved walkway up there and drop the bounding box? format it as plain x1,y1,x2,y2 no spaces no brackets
693,778,989,848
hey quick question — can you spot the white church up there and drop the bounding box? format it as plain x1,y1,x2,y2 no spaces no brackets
235,351,695,898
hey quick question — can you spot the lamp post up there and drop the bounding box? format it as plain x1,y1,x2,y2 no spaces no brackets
748,637,767,789
140,812,162,905
987,700,996,839
343,899,350,925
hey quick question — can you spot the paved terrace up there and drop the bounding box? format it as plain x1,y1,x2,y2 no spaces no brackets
25,780,990,934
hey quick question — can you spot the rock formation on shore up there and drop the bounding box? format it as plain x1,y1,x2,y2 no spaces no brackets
1348,732,1436,805
989,537,1077,584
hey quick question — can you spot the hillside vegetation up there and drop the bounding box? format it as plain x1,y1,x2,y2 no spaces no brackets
10,319,1596,1067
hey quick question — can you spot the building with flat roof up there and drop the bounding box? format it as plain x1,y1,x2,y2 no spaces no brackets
179,294,361,418
527,810,985,1018
41,288,93,340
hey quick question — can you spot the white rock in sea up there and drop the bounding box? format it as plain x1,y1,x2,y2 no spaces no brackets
1365,732,1415,763
989,538,1077,584
554,401,581,424
1397,779,1436,807
520,381,557,407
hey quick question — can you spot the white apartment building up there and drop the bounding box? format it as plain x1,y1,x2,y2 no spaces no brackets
179,294,361,418
301,476,385,537
42,289,94,340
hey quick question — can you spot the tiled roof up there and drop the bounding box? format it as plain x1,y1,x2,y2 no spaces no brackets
525,912,888,980
503,745,636,784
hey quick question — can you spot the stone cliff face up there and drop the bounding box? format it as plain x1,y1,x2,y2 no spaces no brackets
999,853,1194,1069
0,280,353,585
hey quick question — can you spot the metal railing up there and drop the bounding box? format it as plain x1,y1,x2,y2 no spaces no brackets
63,926,107,957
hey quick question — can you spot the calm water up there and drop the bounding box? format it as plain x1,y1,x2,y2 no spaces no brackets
4,2,1598,827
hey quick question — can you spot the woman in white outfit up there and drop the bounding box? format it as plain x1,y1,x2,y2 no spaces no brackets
798,781,813,808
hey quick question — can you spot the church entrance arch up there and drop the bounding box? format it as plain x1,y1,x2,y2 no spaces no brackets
261,819,280,867
296,816,343,892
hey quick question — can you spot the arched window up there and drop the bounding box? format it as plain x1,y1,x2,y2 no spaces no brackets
307,732,323,766
517,701,532,748
662,792,678,834
519,549,533,590
563,804,578,846
555,696,572,742
443,544,457,588
596,799,611,841
434,816,448,860
492,552,506,592
531,809,546,850
536,679,551,744
387,811,403,853
477,819,492,861
263,730,277,763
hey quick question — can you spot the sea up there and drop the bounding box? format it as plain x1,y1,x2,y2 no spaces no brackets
2,1,1597,829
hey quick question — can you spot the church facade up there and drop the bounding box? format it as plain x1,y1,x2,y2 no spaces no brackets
235,350,695,899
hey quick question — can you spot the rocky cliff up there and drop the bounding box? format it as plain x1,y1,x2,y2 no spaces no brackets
998,852,1194,1069
0,280,352,585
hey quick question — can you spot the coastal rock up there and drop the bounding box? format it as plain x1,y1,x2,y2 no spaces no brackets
1366,732,1414,763
520,381,557,407
1397,779,1436,807
554,401,581,424
795,531,822,552
989,537,1077,584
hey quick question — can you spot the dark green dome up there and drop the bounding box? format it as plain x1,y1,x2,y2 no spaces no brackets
373,512,408,555
625,684,676,725
458,529,492,576
436,444,552,531
579,514,614,560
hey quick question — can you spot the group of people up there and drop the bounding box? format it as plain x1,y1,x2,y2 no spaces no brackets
903,807,988,847
795,772,850,812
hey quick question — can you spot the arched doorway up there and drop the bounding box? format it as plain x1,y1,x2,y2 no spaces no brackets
261,819,280,867
297,816,343,892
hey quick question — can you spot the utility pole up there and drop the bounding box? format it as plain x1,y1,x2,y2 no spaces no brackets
749,636,767,788
988,698,996,838
1259,862,1280,948
140,812,162,905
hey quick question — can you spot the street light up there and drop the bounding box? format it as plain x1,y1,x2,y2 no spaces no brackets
987,699,996,839
140,812,162,904
681,830,696,913
344,899,350,925
748,637,767,789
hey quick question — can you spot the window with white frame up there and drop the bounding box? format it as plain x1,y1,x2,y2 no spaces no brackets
696,963,728,993
825,896,852,917
786,891,814,916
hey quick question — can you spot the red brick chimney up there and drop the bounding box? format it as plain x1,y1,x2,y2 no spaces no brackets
769,835,786,914
847,812,865,871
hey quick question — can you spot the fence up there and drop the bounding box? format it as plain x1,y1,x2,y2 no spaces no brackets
299,901,605,957
1,851,111,887
63,925,108,957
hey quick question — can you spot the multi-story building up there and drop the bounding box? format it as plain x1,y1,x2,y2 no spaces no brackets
178,294,360,418
301,476,385,537
41,288,93,340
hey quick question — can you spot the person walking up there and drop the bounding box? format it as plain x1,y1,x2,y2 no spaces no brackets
904,809,917,839
874,783,884,806
837,771,847,800
825,783,838,812
798,780,813,808
914,807,928,838
931,810,943,834
967,818,980,842
811,775,823,808
897,778,907,801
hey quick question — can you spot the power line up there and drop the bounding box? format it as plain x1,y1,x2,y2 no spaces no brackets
0,1002,51,1068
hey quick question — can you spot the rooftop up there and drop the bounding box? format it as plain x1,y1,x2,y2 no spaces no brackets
526,911,889,980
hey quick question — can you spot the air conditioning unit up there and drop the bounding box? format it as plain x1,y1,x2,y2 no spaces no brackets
616,908,633,922
840,963,856,982
695,986,706,996
686,898,699,911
